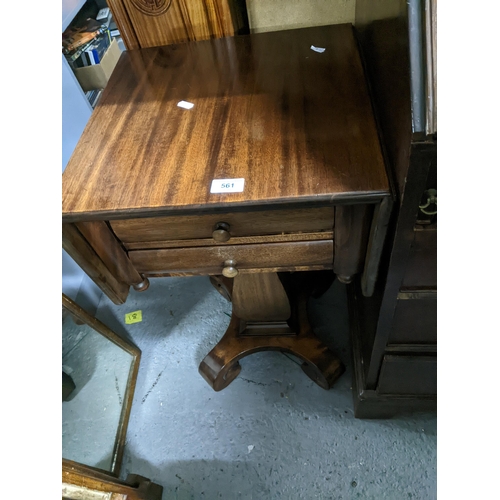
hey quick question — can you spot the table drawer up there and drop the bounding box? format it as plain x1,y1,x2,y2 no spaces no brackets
128,240,334,275
377,355,437,395
110,207,335,245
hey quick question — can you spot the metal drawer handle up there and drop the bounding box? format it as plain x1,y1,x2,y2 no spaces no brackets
222,260,238,278
419,189,437,215
212,222,231,243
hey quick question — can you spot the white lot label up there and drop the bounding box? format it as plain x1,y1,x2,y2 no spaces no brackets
177,100,194,109
210,178,245,193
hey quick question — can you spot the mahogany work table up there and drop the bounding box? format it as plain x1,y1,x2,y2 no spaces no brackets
62,24,391,392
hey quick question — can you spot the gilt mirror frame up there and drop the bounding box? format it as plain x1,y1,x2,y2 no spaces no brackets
62,293,141,477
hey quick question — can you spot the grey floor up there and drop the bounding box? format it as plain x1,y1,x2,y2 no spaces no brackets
63,276,436,499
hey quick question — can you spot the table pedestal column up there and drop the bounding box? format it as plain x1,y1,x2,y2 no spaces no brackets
199,272,345,391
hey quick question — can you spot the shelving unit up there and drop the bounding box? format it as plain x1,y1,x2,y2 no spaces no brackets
63,0,123,108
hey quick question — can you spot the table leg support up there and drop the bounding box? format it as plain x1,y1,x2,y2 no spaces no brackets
199,272,345,391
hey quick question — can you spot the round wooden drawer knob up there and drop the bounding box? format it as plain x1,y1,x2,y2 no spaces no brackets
222,260,238,278
212,222,231,243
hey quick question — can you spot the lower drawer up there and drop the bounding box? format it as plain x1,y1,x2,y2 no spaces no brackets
129,240,333,275
402,228,437,287
377,355,437,395
388,293,437,344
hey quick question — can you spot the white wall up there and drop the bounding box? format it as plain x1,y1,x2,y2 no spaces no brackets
62,0,87,32
62,4,103,312
246,0,356,33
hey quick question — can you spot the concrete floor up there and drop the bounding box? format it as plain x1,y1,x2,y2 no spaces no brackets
64,275,436,499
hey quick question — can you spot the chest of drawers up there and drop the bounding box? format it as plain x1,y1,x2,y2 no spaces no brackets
351,0,437,417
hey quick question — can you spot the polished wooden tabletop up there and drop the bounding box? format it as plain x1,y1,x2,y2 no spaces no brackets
62,24,389,222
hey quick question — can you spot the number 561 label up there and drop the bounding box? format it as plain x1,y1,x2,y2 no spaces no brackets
210,178,245,193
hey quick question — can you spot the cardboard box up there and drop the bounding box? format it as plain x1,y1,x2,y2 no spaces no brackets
73,38,122,91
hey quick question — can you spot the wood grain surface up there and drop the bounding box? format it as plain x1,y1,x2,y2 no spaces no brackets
333,204,372,282
62,223,129,304
110,206,334,242
62,24,389,222
107,0,140,50
198,272,345,392
128,239,333,275
118,0,237,49
232,273,291,321
63,459,162,500
122,231,334,250
75,221,144,285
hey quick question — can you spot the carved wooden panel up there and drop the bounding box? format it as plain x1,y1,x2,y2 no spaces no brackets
130,0,172,16
108,0,241,49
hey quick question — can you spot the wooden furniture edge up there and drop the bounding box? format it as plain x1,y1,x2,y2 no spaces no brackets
75,221,145,286
62,223,130,305
61,192,390,223
107,0,140,49
346,282,436,419
63,459,162,500
364,142,435,387
361,196,393,296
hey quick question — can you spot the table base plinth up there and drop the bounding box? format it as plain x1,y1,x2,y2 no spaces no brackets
199,272,345,391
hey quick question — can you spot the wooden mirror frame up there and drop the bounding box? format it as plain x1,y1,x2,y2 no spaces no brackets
62,293,141,477
62,459,163,500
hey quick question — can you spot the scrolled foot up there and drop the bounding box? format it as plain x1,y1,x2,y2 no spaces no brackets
199,355,242,391
300,357,345,390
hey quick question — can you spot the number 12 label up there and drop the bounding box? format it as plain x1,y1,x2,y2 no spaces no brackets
210,178,245,193
125,310,142,324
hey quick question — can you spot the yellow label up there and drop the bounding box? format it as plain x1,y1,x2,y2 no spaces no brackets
125,310,142,324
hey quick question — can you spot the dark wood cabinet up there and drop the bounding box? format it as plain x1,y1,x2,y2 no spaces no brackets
349,0,437,418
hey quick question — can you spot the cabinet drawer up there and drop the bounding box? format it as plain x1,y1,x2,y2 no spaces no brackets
388,293,437,345
110,207,335,246
129,240,334,275
402,228,437,288
377,355,437,395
